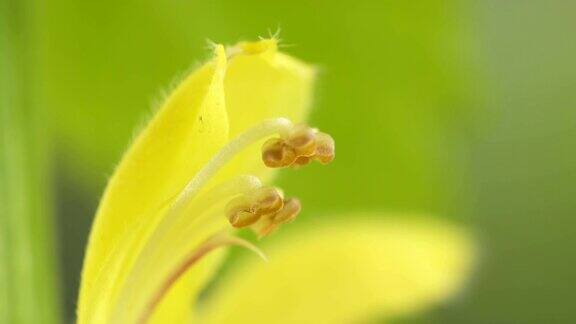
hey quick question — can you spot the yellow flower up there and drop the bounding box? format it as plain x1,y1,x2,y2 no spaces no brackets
78,38,474,324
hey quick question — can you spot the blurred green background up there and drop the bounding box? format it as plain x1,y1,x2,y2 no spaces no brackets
1,0,574,323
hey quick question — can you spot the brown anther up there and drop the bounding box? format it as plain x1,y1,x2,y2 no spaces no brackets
243,195,302,238
226,186,287,229
287,124,317,156
229,210,261,228
261,124,334,169
271,198,301,224
226,197,261,228
262,138,297,168
225,196,248,216
313,132,335,164
252,187,284,216
291,156,312,168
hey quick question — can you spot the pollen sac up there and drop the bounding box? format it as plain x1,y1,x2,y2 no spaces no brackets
226,187,284,228
252,187,284,216
262,138,297,168
292,156,312,168
286,124,317,157
226,196,260,228
225,186,302,238
252,198,302,238
313,132,335,164
261,124,335,168
270,198,301,224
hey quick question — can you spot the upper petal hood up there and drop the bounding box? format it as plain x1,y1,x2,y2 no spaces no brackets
220,39,316,182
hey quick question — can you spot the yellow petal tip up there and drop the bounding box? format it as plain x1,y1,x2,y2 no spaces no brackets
209,43,227,69
240,38,278,55
226,38,278,59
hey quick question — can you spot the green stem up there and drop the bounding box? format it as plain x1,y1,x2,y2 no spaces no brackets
0,0,61,323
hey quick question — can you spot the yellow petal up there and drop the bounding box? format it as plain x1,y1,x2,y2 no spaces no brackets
222,39,316,182
143,42,314,323
137,41,316,323
199,216,476,324
78,39,318,324
149,249,227,324
78,45,229,323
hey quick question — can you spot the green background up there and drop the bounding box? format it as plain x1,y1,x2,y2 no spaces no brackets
1,0,574,323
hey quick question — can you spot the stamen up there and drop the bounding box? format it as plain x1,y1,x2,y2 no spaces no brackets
226,186,284,228
108,176,264,323
137,234,267,324
226,186,302,238
251,198,302,239
226,187,302,238
173,118,293,213
112,118,333,322
143,175,263,251
262,138,297,168
252,187,285,216
313,132,335,164
225,196,256,227
271,198,301,224
292,156,312,168
286,124,317,156
262,124,335,168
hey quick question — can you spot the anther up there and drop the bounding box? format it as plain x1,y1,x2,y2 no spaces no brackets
261,124,335,168
270,198,301,224
225,186,302,238
251,198,301,238
313,132,335,164
252,187,284,216
292,156,312,168
225,187,285,228
226,196,260,228
262,138,297,168
286,124,317,156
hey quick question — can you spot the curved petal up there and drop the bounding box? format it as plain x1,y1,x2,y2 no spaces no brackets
139,42,316,322
221,39,316,182
149,249,227,324
78,46,229,323
78,39,318,324
143,41,315,322
199,215,476,324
